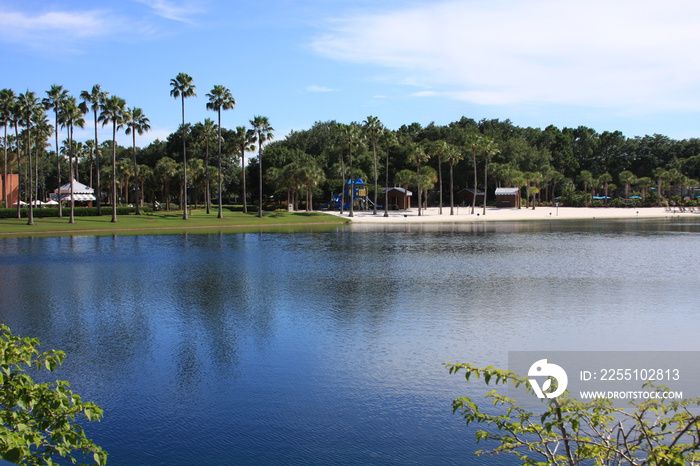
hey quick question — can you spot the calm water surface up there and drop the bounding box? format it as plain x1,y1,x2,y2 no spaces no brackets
0,218,699,465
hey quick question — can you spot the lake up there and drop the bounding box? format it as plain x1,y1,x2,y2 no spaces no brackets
0,218,699,465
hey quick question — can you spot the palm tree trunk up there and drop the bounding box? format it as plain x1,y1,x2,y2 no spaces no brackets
449,162,455,215
384,143,389,217
417,163,422,216
69,124,75,224
241,145,247,213
258,139,263,218
438,153,443,215
181,96,188,220
14,122,21,219
26,122,34,226
471,149,477,214
111,123,118,223
372,138,378,215
217,111,223,219
132,132,141,215
482,156,488,216
94,109,102,216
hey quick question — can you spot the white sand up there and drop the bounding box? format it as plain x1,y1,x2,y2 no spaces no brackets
323,205,697,223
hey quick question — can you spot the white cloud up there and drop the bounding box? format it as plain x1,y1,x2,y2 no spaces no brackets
0,8,114,49
306,85,336,92
134,0,206,23
311,0,700,114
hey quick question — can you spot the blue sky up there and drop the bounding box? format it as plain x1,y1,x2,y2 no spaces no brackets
2,0,700,148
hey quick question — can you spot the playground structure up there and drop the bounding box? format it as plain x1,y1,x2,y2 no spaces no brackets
320,178,377,211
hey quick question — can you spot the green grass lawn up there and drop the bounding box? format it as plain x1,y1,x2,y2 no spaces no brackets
0,209,349,238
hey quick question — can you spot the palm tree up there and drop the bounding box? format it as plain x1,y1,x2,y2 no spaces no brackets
0,89,15,208
464,133,483,214
481,137,499,216
597,173,613,205
79,85,108,215
58,97,86,223
380,129,397,217
17,91,41,225
443,143,463,215
619,170,637,200
32,115,52,203
155,156,178,210
250,116,274,218
10,98,22,218
578,170,594,206
424,140,447,215
170,72,196,220
232,126,256,213
637,177,653,201
409,142,430,216
43,85,69,217
196,119,217,214
654,167,669,204
124,107,150,215
362,116,383,215
206,85,236,219
299,161,325,211
99,95,126,223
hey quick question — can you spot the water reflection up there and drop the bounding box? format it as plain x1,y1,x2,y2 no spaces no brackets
0,218,698,464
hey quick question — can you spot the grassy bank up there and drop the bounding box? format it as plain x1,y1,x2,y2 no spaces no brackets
0,210,349,238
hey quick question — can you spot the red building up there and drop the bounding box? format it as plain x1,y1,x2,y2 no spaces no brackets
1,174,19,208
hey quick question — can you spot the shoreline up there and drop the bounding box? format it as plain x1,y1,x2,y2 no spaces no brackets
323,206,698,223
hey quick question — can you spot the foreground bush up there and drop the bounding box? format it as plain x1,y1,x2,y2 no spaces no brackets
0,325,107,465
447,362,700,465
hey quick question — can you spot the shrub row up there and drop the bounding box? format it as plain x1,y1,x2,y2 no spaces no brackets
0,206,152,218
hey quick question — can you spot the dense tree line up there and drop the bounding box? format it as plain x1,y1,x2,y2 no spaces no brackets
3,80,700,225
266,117,700,212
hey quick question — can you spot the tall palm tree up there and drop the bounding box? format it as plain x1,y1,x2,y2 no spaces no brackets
99,95,126,223
443,143,463,215
380,129,396,217
410,142,431,216
425,140,448,215
481,137,499,216
124,107,150,215
43,85,69,217
58,97,85,223
232,126,256,213
17,91,41,225
362,116,383,215
250,116,274,218
196,119,217,214
464,132,483,214
10,98,22,218
0,89,15,208
206,85,236,219
32,113,52,203
80,85,108,215
170,73,196,220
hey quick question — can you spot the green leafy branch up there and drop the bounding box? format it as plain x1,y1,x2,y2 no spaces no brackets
446,362,700,466
0,324,107,465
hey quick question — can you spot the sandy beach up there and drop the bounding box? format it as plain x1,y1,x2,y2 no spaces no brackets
324,205,698,223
